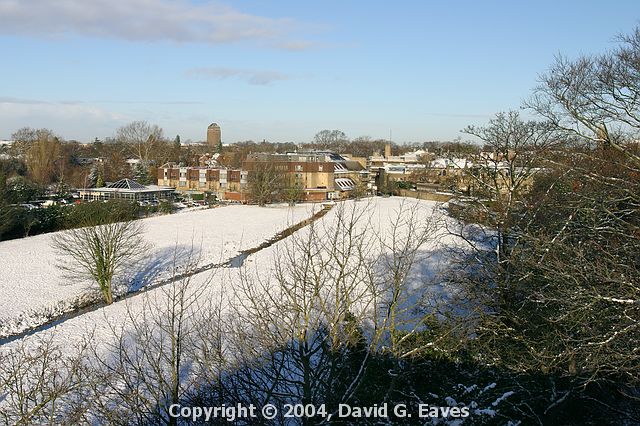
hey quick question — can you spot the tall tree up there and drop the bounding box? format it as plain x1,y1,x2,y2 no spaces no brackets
172,135,181,162
10,127,39,157
116,121,163,164
453,28,640,419
246,162,285,206
461,111,557,264
526,27,640,168
313,129,349,151
23,130,62,185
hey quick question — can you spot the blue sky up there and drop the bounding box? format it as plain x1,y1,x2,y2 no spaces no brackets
0,0,638,144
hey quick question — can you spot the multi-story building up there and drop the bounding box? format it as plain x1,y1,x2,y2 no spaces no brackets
243,152,334,202
158,151,367,204
157,163,247,201
243,151,366,201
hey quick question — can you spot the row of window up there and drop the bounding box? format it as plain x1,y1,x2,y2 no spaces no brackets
177,181,233,189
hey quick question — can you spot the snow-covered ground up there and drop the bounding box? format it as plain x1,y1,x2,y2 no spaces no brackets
0,204,312,336
1,197,468,352
0,198,518,425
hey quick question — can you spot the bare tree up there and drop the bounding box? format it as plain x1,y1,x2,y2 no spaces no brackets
116,121,164,165
350,179,369,199
515,29,640,385
374,200,443,356
225,202,376,419
281,175,305,206
448,28,640,419
0,245,228,425
313,129,349,151
245,161,285,206
51,220,149,304
526,27,640,167
10,127,40,157
461,111,557,264
0,337,90,425
222,199,444,422
24,130,63,185
85,247,224,425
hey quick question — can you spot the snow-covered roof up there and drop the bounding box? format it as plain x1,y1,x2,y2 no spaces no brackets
384,165,406,173
430,158,468,169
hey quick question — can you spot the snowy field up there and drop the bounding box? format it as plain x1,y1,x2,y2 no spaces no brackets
0,197,469,352
0,204,312,336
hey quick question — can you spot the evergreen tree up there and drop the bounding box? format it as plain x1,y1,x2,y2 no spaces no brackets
87,165,99,188
173,135,182,163
133,162,149,184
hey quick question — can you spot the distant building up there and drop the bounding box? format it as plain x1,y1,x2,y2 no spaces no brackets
207,123,221,148
79,178,174,202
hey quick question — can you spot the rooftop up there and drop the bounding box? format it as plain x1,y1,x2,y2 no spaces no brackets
106,179,147,190
82,179,174,193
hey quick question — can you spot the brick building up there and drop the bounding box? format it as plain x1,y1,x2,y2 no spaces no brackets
157,163,247,201
243,152,366,201
158,151,367,204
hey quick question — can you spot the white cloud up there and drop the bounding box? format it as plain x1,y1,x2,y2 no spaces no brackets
0,96,52,105
95,100,205,105
186,67,290,85
0,0,311,49
0,97,129,140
